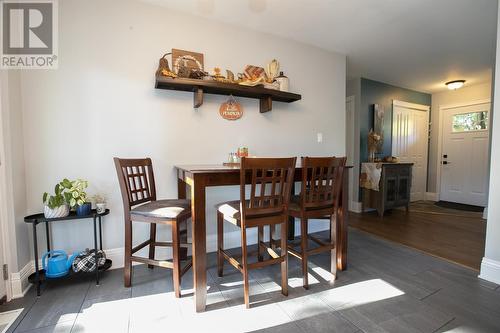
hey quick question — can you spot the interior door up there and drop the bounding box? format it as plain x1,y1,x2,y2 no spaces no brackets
392,101,429,201
440,102,490,206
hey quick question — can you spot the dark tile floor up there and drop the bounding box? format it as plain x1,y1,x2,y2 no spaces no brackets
1,228,499,333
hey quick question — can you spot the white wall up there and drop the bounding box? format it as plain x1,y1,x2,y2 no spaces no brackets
480,2,500,285
429,82,492,194
19,0,346,261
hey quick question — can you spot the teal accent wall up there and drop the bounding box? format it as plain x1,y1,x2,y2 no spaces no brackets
360,78,431,162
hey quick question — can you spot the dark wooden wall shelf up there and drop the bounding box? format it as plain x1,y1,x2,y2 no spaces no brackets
155,76,301,113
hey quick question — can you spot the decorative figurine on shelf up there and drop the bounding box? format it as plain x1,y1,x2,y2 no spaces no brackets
172,48,204,78
265,59,280,82
213,67,226,82
275,71,289,92
189,69,207,79
226,70,235,83
219,95,243,120
90,194,107,214
239,65,266,86
155,53,177,78
368,129,382,162
262,59,280,89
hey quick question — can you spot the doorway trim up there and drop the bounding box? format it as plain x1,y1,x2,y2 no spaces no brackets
393,100,430,112
346,95,360,212
436,99,491,201
0,74,14,302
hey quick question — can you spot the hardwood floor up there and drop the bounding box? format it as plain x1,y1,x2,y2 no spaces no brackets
349,202,486,270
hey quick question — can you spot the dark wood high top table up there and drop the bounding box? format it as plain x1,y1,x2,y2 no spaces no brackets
175,164,349,312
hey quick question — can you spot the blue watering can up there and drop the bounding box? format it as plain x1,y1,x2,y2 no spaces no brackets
42,250,78,278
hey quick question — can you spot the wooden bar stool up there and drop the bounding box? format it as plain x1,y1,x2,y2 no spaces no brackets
287,156,346,289
216,157,296,308
114,157,192,298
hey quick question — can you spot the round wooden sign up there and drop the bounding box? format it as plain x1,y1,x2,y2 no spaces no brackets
219,100,243,120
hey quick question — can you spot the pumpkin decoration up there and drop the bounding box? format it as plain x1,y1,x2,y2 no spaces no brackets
219,96,243,120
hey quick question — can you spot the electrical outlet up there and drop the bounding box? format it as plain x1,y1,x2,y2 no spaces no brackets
317,133,323,143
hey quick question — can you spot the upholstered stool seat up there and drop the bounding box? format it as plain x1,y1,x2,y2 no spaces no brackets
132,199,191,220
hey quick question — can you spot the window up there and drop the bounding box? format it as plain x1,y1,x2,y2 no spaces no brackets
452,111,488,132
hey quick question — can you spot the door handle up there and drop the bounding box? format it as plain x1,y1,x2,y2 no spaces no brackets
442,161,451,165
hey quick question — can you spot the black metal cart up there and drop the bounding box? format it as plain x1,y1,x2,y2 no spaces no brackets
24,209,112,296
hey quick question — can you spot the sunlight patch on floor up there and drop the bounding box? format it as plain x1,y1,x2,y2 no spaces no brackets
317,278,405,310
0,308,23,333
71,278,405,332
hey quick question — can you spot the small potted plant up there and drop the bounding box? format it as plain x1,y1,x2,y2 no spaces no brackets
43,184,70,219
91,194,107,214
60,178,91,216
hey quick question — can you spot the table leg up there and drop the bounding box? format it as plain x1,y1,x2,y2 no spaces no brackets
93,216,100,285
336,169,349,270
33,223,40,296
288,181,296,240
189,175,207,312
178,177,188,260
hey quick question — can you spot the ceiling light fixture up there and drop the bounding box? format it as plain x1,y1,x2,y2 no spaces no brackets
446,80,466,90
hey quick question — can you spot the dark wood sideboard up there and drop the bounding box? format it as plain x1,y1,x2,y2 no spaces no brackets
362,163,413,217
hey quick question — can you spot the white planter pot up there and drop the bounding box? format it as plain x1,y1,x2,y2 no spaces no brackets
96,203,106,214
44,204,70,219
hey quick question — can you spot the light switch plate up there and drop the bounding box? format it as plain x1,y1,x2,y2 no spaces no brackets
317,133,323,143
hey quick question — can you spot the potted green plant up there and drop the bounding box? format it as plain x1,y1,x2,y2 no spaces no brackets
90,194,107,214
43,184,70,218
60,178,91,216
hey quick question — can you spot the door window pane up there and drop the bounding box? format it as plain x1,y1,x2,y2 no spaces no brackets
452,111,488,132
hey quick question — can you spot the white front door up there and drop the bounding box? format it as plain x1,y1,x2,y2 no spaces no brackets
440,102,490,206
392,101,430,202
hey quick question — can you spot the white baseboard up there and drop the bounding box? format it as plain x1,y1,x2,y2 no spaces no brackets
10,223,331,296
11,261,34,299
483,206,488,220
349,201,363,213
479,257,500,285
425,192,439,201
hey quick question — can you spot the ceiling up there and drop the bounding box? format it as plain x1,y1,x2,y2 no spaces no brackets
144,0,498,93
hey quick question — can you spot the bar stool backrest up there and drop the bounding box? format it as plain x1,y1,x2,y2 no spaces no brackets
301,156,346,210
239,157,296,225
114,158,157,210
